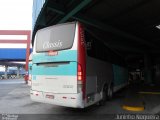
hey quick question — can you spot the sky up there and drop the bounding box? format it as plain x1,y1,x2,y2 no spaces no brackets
0,0,33,30
0,0,33,49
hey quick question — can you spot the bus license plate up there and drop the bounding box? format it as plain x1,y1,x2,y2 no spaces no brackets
46,94,54,99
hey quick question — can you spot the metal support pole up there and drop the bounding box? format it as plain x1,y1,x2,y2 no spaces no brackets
17,67,20,79
144,54,153,84
4,65,8,79
25,31,31,72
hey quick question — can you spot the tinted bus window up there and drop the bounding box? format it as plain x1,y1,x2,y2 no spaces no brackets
85,33,97,58
36,23,76,52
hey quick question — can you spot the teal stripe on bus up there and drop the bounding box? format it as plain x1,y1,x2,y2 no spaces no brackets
33,50,77,63
32,61,77,76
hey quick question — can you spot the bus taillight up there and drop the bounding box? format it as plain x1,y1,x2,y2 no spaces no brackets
77,64,83,81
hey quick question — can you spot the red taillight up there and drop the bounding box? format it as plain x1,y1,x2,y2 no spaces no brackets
77,64,83,81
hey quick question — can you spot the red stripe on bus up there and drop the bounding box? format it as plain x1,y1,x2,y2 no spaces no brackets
78,22,86,100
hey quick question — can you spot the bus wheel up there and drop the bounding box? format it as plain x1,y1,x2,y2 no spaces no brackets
98,85,107,106
107,83,113,100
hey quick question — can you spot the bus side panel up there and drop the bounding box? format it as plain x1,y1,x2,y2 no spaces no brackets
86,57,113,97
113,64,128,92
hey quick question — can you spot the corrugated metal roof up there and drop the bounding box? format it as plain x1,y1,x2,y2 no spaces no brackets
32,0,160,66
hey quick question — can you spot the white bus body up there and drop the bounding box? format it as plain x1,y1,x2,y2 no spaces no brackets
31,22,128,108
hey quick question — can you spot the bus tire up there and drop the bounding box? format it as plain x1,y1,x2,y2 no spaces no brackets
106,83,113,100
98,85,107,106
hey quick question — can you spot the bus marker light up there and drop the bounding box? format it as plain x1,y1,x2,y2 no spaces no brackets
48,51,58,56
62,96,67,99
71,97,76,99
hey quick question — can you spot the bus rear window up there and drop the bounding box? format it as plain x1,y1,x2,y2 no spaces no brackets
36,22,76,52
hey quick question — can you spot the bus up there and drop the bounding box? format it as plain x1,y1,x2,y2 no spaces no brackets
31,22,128,108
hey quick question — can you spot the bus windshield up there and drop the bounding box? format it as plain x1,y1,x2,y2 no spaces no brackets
36,22,76,52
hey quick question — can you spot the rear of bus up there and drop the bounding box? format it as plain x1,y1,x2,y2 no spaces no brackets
31,22,86,108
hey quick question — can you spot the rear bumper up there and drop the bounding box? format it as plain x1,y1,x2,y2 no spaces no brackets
30,89,84,108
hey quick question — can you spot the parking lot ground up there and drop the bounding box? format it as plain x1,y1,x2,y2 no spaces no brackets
0,79,160,120
0,79,24,85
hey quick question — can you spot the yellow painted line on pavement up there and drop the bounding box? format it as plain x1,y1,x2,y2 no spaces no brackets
122,105,144,112
138,92,160,95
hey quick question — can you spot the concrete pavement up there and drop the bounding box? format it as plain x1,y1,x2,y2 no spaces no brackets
0,79,160,120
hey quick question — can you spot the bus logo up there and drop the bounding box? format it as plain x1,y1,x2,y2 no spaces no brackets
43,40,63,49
